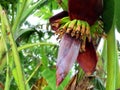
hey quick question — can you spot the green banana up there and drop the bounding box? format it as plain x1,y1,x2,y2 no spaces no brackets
60,16,70,24
75,20,82,39
80,21,86,35
66,19,77,33
71,25,77,37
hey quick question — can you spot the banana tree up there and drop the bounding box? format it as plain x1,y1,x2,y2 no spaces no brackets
0,0,120,90
50,0,120,90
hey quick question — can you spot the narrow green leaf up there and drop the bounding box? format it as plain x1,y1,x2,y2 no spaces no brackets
14,28,34,40
12,0,27,33
20,0,47,25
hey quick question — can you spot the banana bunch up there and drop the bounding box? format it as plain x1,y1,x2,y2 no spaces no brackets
55,17,91,52
53,16,105,52
90,20,106,46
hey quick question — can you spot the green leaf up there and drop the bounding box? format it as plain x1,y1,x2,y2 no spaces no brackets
14,28,34,40
34,6,53,20
102,0,114,33
56,0,68,11
103,0,120,33
51,0,59,10
20,0,48,25
115,0,120,33
44,86,52,90
42,68,70,90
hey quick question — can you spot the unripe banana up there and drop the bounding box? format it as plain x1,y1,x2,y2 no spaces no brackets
60,16,70,24
71,26,77,37
66,19,77,33
80,36,86,52
75,20,82,39
85,22,90,35
57,21,70,39
61,21,71,30
81,21,86,35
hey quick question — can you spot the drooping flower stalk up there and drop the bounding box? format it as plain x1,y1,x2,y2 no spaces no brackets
50,0,103,86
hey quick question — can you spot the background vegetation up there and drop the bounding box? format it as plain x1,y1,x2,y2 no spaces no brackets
0,0,120,90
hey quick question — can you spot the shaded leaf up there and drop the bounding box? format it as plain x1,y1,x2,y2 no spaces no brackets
102,0,114,33
92,77,105,90
115,0,120,33
103,0,120,33
0,81,4,90
14,28,35,40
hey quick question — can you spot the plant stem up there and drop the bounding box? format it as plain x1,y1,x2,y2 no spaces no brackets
18,43,56,51
25,62,41,84
0,6,26,90
106,26,117,90
0,9,11,90
116,36,120,89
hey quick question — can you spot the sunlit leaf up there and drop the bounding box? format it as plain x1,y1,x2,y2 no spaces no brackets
42,68,70,90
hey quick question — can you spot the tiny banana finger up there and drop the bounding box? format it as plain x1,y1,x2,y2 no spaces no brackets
71,26,77,37
81,21,85,36
75,20,82,39
60,16,70,24
66,19,77,34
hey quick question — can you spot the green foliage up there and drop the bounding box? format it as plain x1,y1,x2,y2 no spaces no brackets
34,0,59,20
0,0,60,89
42,68,70,90
0,0,120,90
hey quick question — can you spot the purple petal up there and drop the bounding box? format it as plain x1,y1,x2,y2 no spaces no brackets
77,40,98,75
56,34,80,86
56,34,73,66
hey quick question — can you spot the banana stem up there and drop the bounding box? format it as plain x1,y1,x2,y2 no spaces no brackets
106,26,117,90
